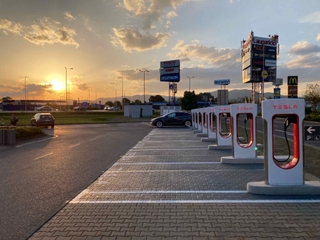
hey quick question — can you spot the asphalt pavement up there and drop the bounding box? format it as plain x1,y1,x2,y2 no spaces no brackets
26,127,320,240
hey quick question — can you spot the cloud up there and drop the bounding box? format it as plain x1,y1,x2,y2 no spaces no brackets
286,54,320,69
64,12,76,21
0,17,79,48
75,83,90,91
122,0,147,15
0,18,22,35
82,16,95,32
166,11,178,19
113,0,193,52
168,40,240,69
317,34,320,41
119,0,190,31
112,27,170,52
299,11,320,24
288,41,320,55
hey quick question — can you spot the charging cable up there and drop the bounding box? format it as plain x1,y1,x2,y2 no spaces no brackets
274,116,296,162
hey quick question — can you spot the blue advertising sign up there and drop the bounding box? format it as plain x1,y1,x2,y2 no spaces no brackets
274,88,280,99
160,73,180,82
214,79,230,85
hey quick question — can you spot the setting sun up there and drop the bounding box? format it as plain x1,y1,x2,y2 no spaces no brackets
51,79,64,91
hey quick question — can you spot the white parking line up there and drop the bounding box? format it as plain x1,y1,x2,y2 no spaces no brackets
103,169,262,173
89,135,104,141
69,143,80,148
83,190,247,194
275,129,293,136
16,135,58,148
131,148,209,151
34,153,53,160
70,199,320,204
114,162,221,165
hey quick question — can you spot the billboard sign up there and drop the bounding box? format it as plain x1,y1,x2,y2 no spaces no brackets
160,59,180,82
253,45,277,54
253,52,277,60
287,76,298,86
160,60,180,68
253,36,278,47
288,85,298,98
272,78,283,86
265,59,277,67
242,32,279,83
274,87,281,99
160,73,180,82
214,79,230,85
160,67,180,75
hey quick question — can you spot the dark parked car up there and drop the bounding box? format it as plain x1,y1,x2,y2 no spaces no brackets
37,106,53,111
73,105,86,111
31,113,55,128
150,111,192,128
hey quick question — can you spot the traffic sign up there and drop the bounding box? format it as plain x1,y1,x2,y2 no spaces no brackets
305,126,320,141
261,70,268,79
287,76,298,86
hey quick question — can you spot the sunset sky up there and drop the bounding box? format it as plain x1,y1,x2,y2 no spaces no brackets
1,0,320,103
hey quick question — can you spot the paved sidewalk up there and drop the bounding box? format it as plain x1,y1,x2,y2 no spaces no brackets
29,128,320,240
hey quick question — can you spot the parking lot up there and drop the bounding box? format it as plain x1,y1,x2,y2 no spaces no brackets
29,127,320,239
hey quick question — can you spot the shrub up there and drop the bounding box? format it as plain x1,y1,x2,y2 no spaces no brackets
15,127,45,139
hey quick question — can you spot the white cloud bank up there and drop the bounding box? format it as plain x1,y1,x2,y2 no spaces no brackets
112,0,192,52
0,17,79,48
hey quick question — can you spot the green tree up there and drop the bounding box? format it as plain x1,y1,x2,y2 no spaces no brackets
149,95,165,102
134,99,142,104
196,92,214,102
1,96,13,102
123,98,130,104
114,100,122,109
304,83,320,116
179,91,198,111
105,101,114,107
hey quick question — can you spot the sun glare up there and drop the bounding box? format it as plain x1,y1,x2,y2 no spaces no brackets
51,79,64,91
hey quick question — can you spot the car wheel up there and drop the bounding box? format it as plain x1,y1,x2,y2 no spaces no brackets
156,121,163,128
184,120,191,127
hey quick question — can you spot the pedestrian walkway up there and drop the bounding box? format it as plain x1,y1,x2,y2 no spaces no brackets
29,128,320,240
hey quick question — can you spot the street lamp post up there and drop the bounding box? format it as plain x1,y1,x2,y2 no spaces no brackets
65,67,73,109
110,82,117,107
139,70,149,104
118,77,124,109
20,76,28,111
187,76,194,92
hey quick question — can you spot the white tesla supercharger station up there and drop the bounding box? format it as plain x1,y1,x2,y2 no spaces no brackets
191,109,197,130
221,103,263,164
247,99,320,195
208,105,232,150
197,108,208,137
194,109,202,133
201,107,216,142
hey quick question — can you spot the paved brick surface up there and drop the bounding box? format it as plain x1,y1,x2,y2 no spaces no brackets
29,128,320,240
